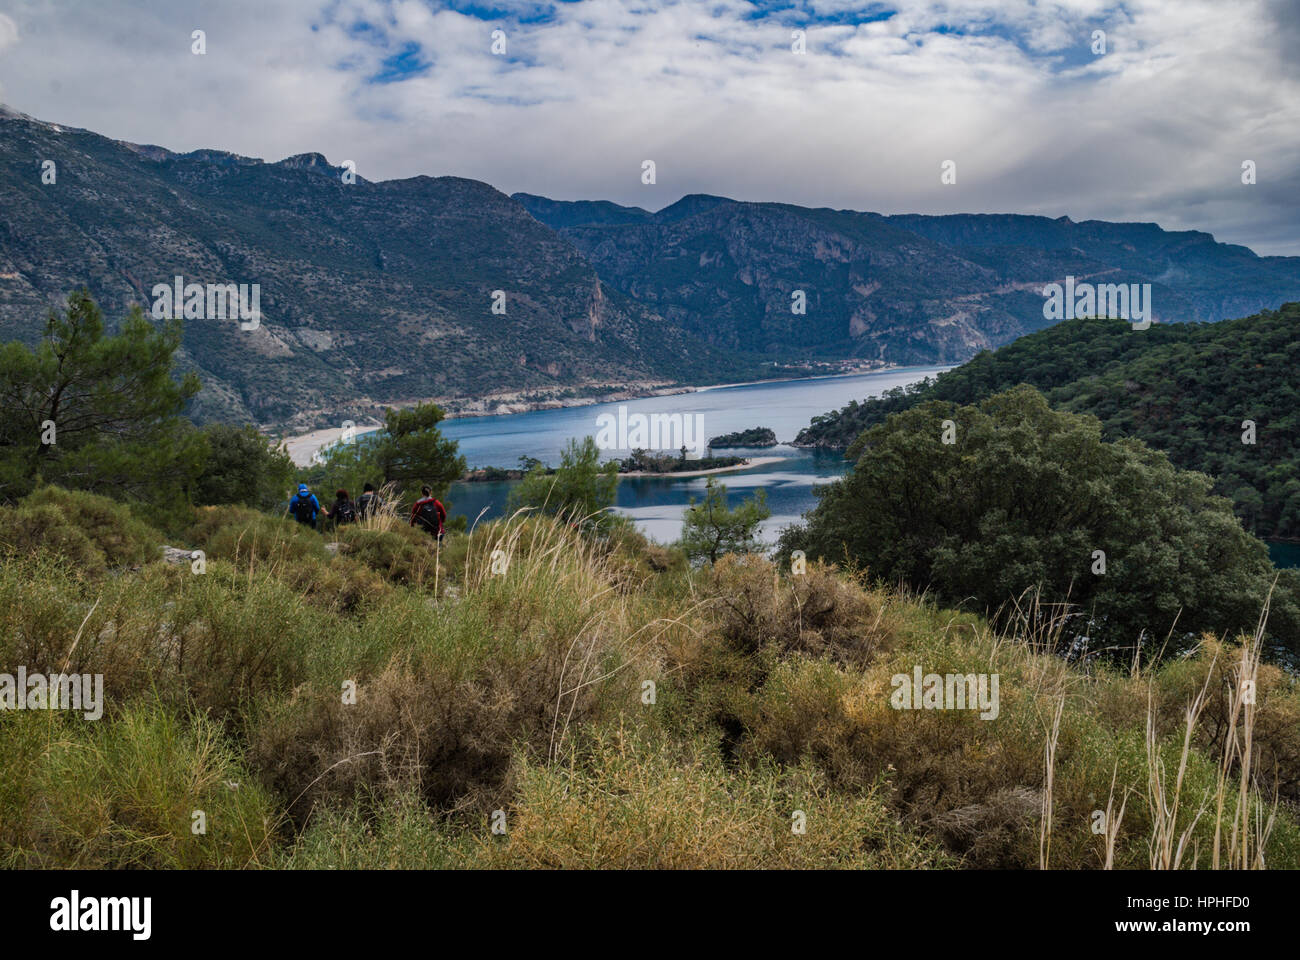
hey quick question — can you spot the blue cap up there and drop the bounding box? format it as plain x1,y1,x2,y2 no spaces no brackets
298,484,309,494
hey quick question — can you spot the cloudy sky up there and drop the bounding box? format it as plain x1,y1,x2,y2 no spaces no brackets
2,0,1297,253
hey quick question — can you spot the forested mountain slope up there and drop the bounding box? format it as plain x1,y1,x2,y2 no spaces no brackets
795,305,1300,538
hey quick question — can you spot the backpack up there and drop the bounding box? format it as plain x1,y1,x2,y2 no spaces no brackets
357,491,379,518
291,494,316,523
335,500,357,523
415,498,441,533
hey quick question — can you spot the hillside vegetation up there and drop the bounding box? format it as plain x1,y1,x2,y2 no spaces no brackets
2,487,1297,869
783,385,1300,665
796,304,1300,539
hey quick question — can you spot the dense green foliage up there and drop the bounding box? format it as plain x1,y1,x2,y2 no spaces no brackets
708,426,777,448
193,424,296,511
0,486,163,574
300,402,466,509
797,305,1300,538
681,478,771,564
781,386,1300,660
509,436,619,526
0,290,205,521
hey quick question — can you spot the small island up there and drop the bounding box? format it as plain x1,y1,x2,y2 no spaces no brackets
461,450,768,482
708,426,777,448
618,448,744,474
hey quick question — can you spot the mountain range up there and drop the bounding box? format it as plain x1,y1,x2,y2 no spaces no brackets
0,105,743,429
516,193,1300,363
4,103,1300,430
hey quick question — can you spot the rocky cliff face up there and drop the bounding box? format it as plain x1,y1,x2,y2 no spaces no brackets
0,110,747,428
5,104,1298,432
517,195,1300,365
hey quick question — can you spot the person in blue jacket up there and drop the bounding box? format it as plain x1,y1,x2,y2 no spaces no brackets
289,483,321,530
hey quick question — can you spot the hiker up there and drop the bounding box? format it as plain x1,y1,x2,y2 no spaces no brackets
410,485,447,541
356,482,381,520
289,483,321,530
326,489,357,526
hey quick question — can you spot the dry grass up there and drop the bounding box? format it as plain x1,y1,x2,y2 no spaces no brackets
4,498,1300,870
475,724,952,870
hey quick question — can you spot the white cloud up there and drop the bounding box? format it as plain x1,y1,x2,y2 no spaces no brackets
0,0,1297,253
0,13,19,52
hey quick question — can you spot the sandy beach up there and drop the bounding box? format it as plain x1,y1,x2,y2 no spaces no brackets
619,456,786,478
285,425,381,467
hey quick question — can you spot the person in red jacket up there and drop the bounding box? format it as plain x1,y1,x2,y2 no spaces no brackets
410,485,447,541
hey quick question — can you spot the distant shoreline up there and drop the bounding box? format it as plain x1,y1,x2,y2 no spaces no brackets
693,367,900,392
283,364,938,467
434,365,899,420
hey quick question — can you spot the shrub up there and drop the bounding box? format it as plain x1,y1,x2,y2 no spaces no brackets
249,659,522,821
187,505,327,567
703,554,893,668
783,385,1292,659
0,504,106,573
334,525,436,588
478,725,952,869
276,790,473,869
0,707,279,868
194,423,295,511
0,486,162,574
248,516,664,821
1150,636,1300,805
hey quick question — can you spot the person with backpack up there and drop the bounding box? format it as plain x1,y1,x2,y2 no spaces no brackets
410,485,447,541
356,482,381,520
326,489,357,527
290,483,321,530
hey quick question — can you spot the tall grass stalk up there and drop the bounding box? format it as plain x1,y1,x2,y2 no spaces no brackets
1144,661,1213,869
1039,694,1064,869
1212,593,1277,869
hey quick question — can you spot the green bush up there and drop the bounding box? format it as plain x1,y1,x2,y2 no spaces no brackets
783,385,1294,659
479,726,952,869
277,790,473,869
0,707,280,868
187,504,328,566
0,486,162,574
334,525,436,588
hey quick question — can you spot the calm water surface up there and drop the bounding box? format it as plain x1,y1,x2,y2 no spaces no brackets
1269,541,1300,569
441,367,949,544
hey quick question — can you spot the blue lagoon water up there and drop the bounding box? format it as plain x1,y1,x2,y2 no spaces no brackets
1269,541,1300,569
441,366,947,544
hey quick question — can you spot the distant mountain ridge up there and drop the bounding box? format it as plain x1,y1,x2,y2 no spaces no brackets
516,193,1300,364
0,107,750,429
3,104,1299,432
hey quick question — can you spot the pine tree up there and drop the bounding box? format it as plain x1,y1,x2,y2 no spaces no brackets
0,289,204,512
